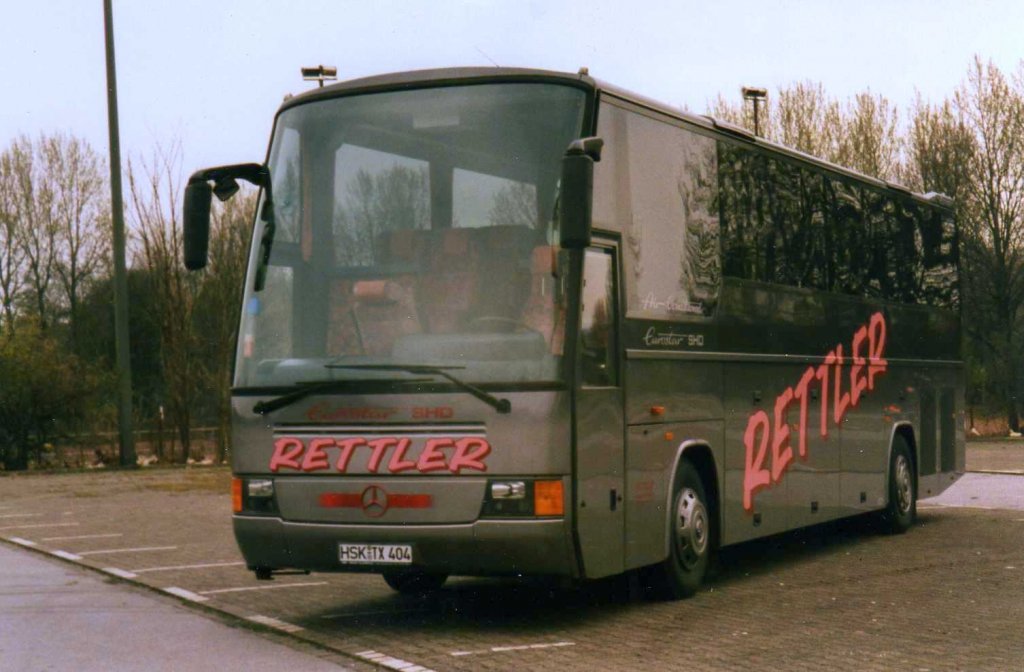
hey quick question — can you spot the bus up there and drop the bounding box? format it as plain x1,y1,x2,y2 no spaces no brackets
182,67,964,598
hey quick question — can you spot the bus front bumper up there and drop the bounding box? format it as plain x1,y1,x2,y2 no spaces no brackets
233,515,579,577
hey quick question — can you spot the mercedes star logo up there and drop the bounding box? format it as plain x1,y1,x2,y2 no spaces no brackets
360,485,389,517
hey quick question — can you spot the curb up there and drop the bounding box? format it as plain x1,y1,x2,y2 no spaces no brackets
967,469,1024,476
0,535,379,672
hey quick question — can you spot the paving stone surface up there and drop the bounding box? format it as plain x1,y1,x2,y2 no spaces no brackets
967,437,1024,474
1,444,1022,672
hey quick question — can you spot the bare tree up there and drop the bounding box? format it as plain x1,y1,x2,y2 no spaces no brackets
710,83,897,182
906,97,976,202
199,188,255,463
0,147,26,331
8,136,60,330
708,93,748,131
953,57,1024,430
906,95,985,408
44,134,110,350
128,145,202,463
835,91,902,182
771,81,843,160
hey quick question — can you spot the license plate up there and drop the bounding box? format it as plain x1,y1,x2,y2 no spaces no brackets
338,543,413,565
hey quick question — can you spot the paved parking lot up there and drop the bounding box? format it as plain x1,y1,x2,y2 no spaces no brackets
2,443,1023,671
0,542,352,671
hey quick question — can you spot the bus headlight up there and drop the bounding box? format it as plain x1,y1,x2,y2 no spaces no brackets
481,478,564,518
248,479,275,498
233,477,279,516
491,481,526,499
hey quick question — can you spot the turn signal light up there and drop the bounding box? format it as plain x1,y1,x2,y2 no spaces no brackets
231,477,243,513
534,480,564,516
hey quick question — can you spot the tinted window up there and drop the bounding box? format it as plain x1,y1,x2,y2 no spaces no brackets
580,247,618,386
718,140,958,309
599,104,720,319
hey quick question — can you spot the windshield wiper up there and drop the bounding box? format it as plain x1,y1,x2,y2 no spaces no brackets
252,377,432,416
326,364,512,414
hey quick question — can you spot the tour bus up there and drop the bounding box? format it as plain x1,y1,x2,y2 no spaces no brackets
182,67,963,598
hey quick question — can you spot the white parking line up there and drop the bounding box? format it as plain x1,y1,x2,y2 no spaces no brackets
163,586,209,603
246,615,304,634
356,650,436,672
923,502,1002,511
7,537,37,547
41,533,123,542
51,550,83,561
199,581,328,596
103,567,139,579
0,513,42,519
0,522,78,531
450,641,575,656
77,545,178,556
132,561,245,573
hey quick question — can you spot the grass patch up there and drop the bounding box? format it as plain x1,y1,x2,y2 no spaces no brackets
144,468,233,494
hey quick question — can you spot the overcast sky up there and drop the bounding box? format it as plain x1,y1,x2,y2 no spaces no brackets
2,0,1023,173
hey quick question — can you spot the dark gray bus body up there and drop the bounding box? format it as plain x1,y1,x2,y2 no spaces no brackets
230,67,963,582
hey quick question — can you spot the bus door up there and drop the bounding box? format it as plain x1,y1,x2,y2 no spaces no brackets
574,243,626,579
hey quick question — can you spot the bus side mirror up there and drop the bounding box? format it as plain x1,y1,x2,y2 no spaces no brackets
183,179,212,271
560,137,603,250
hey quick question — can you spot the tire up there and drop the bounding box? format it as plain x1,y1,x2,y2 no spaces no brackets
644,460,713,599
382,570,448,595
882,435,916,534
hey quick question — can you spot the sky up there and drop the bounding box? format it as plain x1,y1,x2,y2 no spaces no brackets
2,0,1023,174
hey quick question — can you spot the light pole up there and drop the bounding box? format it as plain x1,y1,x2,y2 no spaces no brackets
742,86,768,137
103,0,136,467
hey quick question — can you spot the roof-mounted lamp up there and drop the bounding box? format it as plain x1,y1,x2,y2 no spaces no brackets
301,65,338,88
741,86,768,137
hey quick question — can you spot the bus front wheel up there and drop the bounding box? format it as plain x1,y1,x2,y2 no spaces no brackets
645,460,712,599
382,570,448,595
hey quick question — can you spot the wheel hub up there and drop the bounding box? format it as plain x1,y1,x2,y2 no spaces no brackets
894,454,913,514
674,488,709,568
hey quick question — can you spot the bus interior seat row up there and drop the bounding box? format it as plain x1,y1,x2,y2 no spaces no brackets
327,226,564,359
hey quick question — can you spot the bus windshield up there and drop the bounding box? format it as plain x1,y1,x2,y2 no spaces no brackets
235,83,587,388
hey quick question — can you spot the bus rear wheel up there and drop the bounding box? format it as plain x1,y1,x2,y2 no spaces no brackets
882,435,916,534
382,570,448,595
645,460,712,599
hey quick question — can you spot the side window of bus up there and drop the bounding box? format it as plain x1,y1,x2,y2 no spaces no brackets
597,102,720,321
718,141,958,310
718,144,829,290
580,247,618,387
270,127,302,244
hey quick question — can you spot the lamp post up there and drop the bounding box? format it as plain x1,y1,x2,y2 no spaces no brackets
103,0,136,467
741,86,768,137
